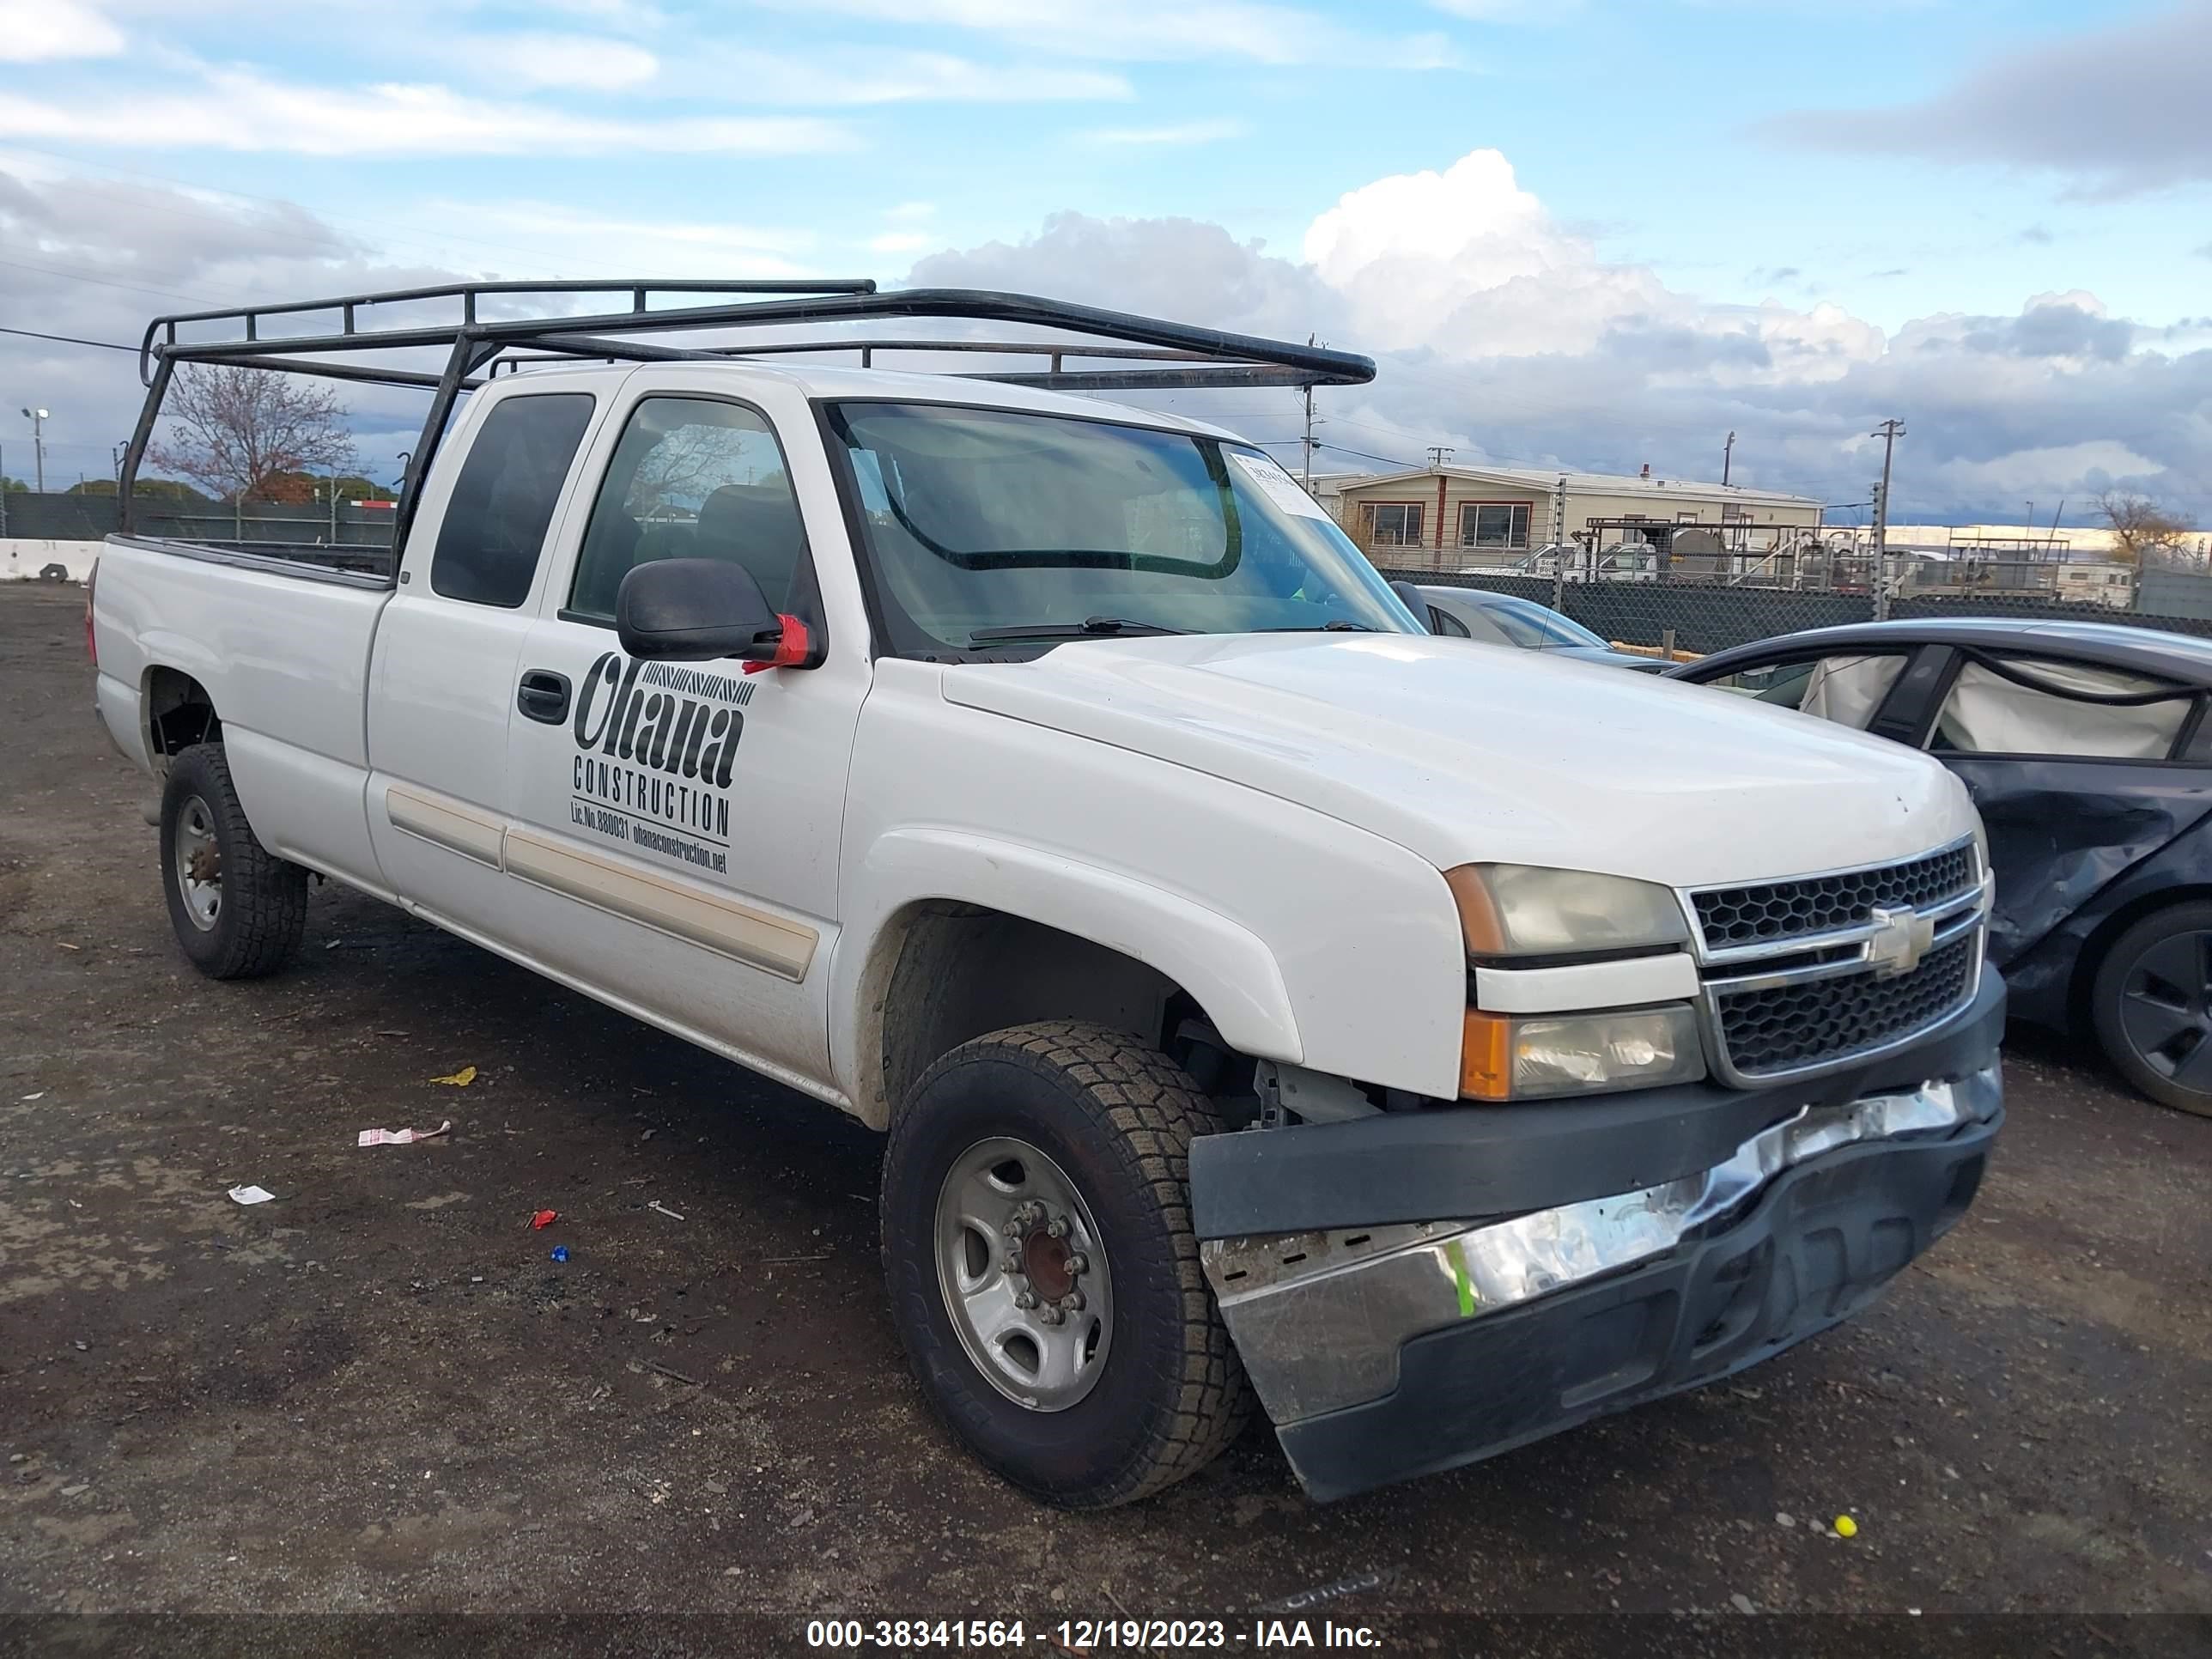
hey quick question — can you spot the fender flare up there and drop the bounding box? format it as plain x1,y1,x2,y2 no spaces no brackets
832,827,1304,1119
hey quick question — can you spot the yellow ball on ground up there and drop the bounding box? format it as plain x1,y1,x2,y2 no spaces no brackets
1834,1515,1858,1538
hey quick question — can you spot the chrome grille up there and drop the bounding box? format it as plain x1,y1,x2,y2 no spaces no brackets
1713,935,1977,1079
1693,844,1976,951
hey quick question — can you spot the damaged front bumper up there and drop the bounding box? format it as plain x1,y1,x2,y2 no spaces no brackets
1193,969,2006,1502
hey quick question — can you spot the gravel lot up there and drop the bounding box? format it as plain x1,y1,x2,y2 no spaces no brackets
3,583,2209,1651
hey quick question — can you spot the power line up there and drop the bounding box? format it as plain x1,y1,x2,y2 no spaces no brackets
0,325,137,352
1253,437,1419,469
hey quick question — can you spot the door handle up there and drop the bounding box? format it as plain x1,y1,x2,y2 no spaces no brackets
517,669,570,724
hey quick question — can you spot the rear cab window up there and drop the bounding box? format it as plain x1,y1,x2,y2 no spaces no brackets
428,393,597,608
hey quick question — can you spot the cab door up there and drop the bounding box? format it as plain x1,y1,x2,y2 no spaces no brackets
495,374,867,1091
365,384,605,933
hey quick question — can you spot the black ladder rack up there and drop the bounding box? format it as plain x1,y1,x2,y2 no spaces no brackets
120,277,1374,544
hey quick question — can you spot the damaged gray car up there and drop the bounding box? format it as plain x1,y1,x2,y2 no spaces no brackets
1673,617,2212,1116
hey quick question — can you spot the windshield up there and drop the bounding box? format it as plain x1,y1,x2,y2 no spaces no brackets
1482,595,1609,651
824,401,1419,653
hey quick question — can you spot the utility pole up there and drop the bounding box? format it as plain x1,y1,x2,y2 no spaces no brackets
1723,430,1735,487
1301,384,1316,488
20,407,48,494
1425,445,1455,468
1869,417,1905,572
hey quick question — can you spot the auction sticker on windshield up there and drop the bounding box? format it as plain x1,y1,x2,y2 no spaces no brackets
1230,449,1330,519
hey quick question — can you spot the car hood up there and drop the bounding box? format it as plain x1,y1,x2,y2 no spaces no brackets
940,633,1978,888
1543,645,1665,672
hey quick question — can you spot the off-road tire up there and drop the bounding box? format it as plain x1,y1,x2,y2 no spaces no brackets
2090,901,2212,1118
880,1020,1252,1508
160,743,307,980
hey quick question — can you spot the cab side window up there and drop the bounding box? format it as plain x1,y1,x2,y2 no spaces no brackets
1929,656,2192,760
1428,605,1472,638
429,393,595,608
568,397,806,622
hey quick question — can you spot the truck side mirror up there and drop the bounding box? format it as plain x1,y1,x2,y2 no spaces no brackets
615,558,818,669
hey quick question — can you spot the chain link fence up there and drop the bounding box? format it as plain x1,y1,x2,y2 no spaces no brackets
1,491,397,547
1384,560,2212,660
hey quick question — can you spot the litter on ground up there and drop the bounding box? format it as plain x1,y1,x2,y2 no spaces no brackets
227,1185,276,1206
357,1120,452,1147
428,1066,477,1087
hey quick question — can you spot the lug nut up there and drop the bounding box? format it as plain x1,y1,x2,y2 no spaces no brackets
1001,1218,1023,1238
1063,1290,1085,1312
1014,1290,1037,1310
1038,1304,1064,1326
1064,1253,1087,1276
1046,1216,1068,1239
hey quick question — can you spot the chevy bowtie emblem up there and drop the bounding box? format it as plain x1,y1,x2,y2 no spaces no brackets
1866,905,1937,978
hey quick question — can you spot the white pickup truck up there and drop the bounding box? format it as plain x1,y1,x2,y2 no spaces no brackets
91,282,2005,1506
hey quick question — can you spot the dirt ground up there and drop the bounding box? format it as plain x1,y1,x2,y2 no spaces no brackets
3,583,2209,1651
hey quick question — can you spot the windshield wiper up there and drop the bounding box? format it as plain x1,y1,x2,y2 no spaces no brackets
968,616,1193,644
1258,619,1378,633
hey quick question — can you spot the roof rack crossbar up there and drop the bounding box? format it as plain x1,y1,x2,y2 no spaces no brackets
143,283,1373,388
166,351,489,394
141,276,879,383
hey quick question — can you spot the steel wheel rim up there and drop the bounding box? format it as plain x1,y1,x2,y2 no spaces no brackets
174,796,221,931
934,1136,1113,1413
2118,929,2212,1091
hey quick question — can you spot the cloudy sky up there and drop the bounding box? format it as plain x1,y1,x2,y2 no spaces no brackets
3,0,2208,526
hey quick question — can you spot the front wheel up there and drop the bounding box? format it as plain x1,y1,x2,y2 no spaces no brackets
159,744,307,980
879,1021,1251,1508
2089,901,2212,1117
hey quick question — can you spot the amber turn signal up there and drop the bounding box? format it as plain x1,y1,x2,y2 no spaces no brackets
1459,1009,1513,1101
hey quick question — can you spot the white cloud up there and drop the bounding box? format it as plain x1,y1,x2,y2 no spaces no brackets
886,201,937,222
0,65,860,155
666,46,1129,104
1298,149,1890,379
751,0,1463,68
1763,3,2212,196
487,33,660,92
1079,118,1249,146
1429,0,1582,19
1931,441,2163,498
0,0,125,61
416,200,820,276
911,147,2210,520
870,231,933,253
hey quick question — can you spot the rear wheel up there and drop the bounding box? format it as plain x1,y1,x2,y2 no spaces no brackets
159,744,307,980
2089,901,2212,1117
879,1021,1250,1508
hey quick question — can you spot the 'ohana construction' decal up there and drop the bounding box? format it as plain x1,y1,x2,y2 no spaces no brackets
568,653,751,874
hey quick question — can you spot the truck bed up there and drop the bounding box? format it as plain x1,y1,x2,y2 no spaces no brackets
105,532,397,588
94,532,397,895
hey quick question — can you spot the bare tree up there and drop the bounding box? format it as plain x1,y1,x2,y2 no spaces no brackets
146,364,358,503
2098,490,2200,568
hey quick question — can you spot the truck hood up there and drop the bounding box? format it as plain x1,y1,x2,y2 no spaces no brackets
940,633,1978,889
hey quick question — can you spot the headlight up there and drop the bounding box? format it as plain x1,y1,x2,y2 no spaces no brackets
1461,1005,1705,1101
1444,863,1689,957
